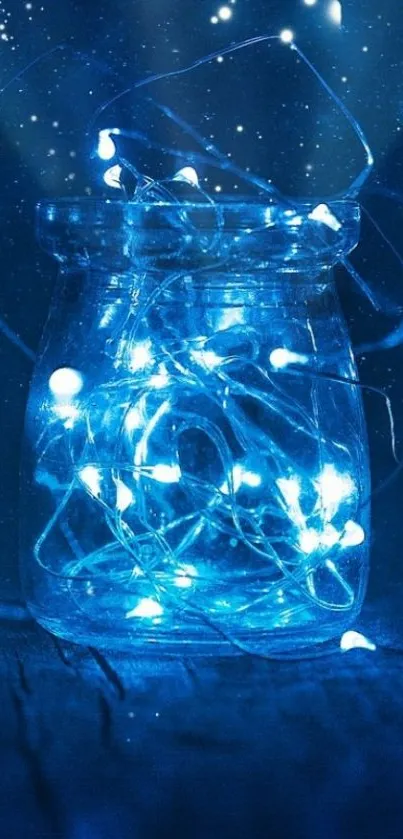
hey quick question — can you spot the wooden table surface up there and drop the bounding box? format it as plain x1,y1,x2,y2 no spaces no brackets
1,600,403,839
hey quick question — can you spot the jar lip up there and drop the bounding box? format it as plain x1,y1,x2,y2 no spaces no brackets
37,195,360,215
36,196,361,269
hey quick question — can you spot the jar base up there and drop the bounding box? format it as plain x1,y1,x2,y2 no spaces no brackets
28,604,359,660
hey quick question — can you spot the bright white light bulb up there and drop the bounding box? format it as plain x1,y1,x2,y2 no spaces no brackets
299,528,320,553
242,470,262,488
303,0,317,6
221,464,262,495
175,564,198,589
125,407,143,433
280,29,294,45
129,340,153,372
97,129,117,161
148,363,170,389
285,214,303,227
126,598,164,619
49,367,83,398
151,464,181,484
340,520,365,548
308,203,342,232
269,348,308,369
173,166,199,186
190,349,223,370
217,5,232,20
269,348,291,369
340,630,376,652
221,464,243,495
315,464,355,521
114,478,133,512
103,164,123,190
276,476,301,507
328,0,342,25
217,308,244,331
79,466,101,498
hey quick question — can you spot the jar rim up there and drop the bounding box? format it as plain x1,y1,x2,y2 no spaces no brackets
36,196,361,271
37,195,359,215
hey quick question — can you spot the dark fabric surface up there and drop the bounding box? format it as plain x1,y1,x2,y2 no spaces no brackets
0,617,402,839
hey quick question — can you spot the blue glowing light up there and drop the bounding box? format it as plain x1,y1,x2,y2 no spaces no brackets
340,631,376,652
217,6,233,21
126,598,164,619
269,348,309,369
172,166,199,186
97,128,119,160
103,164,123,189
279,29,295,45
328,0,342,26
49,367,83,398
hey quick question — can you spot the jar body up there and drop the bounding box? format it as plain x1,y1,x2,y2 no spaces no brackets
20,201,370,656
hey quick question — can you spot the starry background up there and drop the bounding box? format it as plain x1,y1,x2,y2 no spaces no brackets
0,0,403,644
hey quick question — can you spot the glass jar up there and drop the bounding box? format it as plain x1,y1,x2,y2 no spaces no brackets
20,198,370,656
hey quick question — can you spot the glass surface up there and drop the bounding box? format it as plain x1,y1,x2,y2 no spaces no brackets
20,197,370,655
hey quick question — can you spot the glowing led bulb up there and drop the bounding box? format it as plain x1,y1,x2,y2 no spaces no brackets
114,478,133,512
175,564,198,589
340,520,365,547
129,340,153,372
315,464,355,521
303,0,317,5
277,476,301,507
149,363,170,389
126,598,164,619
269,348,290,369
299,528,320,553
173,166,199,186
221,463,262,495
125,407,143,433
217,6,232,21
308,203,342,232
269,348,308,369
190,349,223,370
280,29,294,45
340,631,376,652
242,469,262,488
328,0,342,25
151,464,181,484
103,165,122,190
97,129,118,161
49,367,83,398
79,466,101,498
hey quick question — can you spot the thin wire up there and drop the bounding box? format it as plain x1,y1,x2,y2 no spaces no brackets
89,34,373,202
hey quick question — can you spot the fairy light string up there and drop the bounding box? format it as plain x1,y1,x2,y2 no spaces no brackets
10,34,400,654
